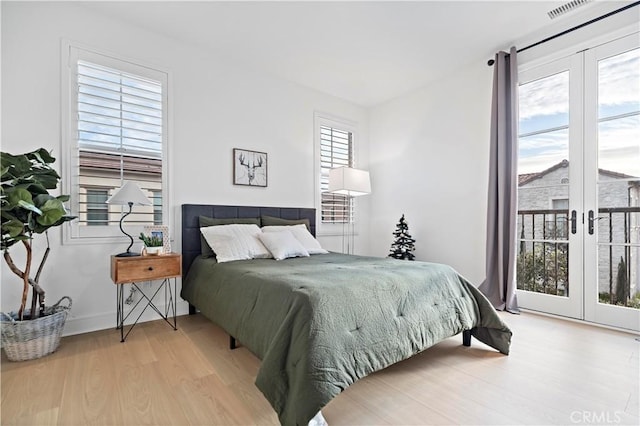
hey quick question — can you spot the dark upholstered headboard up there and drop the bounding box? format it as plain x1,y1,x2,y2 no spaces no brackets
181,204,316,277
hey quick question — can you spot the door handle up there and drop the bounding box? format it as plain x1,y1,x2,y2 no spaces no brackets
571,210,577,234
588,210,595,235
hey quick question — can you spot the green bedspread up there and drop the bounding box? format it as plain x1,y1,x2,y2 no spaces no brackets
181,253,512,425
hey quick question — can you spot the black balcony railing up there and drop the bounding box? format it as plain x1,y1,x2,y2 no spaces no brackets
517,207,640,308
597,207,640,307
516,209,569,296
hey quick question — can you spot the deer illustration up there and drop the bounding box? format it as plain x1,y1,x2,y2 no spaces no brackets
238,153,264,185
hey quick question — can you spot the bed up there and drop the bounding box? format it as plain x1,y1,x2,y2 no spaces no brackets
180,204,512,426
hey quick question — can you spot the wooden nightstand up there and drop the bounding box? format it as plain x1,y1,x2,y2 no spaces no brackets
110,253,182,342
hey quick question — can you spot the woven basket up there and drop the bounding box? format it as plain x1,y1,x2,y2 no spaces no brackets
1,296,72,362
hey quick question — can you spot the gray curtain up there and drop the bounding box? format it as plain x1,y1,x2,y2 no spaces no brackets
479,47,520,313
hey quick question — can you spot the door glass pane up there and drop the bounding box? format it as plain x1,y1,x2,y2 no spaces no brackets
517,71,570,296
598,115,640,177
598,49,640,120
519,71,570,135
596,48,640,309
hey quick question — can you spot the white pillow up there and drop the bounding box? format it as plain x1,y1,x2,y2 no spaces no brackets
262,224,329,255
200,224,271,263
258,230,310,261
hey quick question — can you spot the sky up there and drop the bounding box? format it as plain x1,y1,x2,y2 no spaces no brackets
518,48,639,177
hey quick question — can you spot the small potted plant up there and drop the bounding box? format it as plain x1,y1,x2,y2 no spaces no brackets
139,232,164,255
1,148,77,361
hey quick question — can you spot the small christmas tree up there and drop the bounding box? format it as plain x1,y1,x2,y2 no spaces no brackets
389,214,416,260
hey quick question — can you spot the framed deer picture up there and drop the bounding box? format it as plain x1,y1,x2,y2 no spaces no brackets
233,148,268,187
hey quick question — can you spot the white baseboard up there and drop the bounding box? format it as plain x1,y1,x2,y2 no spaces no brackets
62,300,191,337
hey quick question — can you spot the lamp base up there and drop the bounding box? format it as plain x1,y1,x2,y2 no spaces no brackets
115,251,141,257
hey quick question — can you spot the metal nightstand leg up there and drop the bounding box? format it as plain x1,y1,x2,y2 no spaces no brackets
116,277,178,342
116,283,125,342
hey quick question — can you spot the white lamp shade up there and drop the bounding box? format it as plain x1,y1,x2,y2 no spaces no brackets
328,167,371,197
106,181,152,206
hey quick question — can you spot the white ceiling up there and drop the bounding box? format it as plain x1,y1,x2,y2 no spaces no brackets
81,1,631,107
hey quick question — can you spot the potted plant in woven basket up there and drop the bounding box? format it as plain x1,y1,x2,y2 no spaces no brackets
1,148,76,361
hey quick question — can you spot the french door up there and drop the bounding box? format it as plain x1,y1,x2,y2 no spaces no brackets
517,33,640,332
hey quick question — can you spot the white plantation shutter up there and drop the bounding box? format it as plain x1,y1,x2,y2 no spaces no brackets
77,60,163,157
65,46,168,241
320,125,353,223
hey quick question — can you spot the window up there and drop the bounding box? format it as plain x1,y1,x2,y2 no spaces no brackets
547,198,569,239
63,45,168,242
151,190,163,225
85,188,109,226
320,124,353,224
314,113,359,233
552,198,569,210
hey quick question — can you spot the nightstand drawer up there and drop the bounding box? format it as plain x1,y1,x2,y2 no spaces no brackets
111,253,181,284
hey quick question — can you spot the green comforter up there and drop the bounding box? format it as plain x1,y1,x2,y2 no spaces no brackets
181,253,511,425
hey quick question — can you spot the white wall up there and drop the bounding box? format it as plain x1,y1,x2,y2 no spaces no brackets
1,2,368,335
368,63,492,284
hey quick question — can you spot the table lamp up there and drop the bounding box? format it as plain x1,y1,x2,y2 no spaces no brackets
106,181,152,257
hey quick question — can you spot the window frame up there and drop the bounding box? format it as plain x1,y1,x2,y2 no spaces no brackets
314,112,359,236
61,41,170,245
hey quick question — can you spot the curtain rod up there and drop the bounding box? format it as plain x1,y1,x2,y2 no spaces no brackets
487,0,639,66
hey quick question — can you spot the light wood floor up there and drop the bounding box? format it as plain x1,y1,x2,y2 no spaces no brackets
1,311,638,425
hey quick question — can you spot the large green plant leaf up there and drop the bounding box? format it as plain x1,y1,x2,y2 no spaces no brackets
18,199,43,215
33,195,65,226
1,152,31,177
6,187,34,209
31,148,55,164
29,168,60,190
13,180,48,196
50,214,77,227
1,218,24,238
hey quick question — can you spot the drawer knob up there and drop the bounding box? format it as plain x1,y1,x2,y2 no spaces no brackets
148,267,154,271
